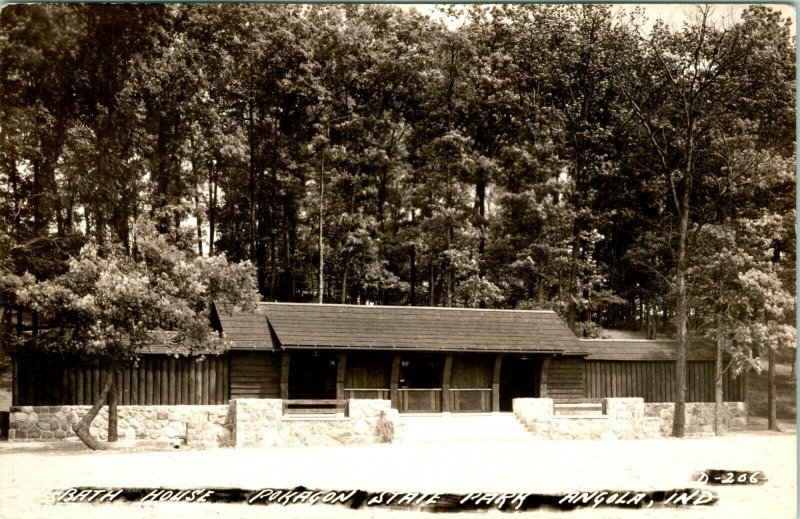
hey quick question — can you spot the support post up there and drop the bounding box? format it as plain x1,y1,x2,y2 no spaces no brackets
540,356,552,398
336,353,347,400
280,351,291,400
442,355,453,413
390,354,401,409
492,354,503,412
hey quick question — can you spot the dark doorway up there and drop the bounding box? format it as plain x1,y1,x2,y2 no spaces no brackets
399,353,444,389
288,351,338,399
499,355,543,411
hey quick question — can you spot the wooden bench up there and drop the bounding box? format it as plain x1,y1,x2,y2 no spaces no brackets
553,399,605,416
282,399,348,416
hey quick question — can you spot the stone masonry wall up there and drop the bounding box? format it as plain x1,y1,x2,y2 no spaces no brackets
644,402,748,436
232,399,398,447
514,397,656,440
513,398,553,435
9,399,398,448
548,398,655,440
513,398,748,439
9,405,230,446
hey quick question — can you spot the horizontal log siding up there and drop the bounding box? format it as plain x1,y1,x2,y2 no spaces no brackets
585,360,745,402
546,357,584,399
229,351,280,399
13,354,229,406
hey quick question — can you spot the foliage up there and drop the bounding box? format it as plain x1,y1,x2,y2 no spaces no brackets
0,3,793,339
15,217,258,363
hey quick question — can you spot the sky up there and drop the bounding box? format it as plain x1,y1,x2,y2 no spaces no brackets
622,3,795,29
405,3,796,32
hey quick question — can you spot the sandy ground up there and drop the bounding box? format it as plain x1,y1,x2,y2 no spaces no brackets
0,432,795,519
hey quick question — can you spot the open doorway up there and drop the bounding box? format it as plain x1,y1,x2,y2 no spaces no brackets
499,354,543,411
288,351,338,399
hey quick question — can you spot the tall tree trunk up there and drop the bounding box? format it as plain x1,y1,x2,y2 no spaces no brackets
32,160,44,235
72,365,114,450
42,154,64,237
248,101,257,263
537,278,545,304
65,194,75,233
9,158,20,232
341,259,350,304
768,345,780,431
475,178,486,259
647,306,656,339
195,187,203,256
256,217,267,296
568,211,580,332
714,310,724,436
208,165,217,255
107,370,118,442
475,177,487,308
429,262,435,307
284,192,297,301
410,245,416,306
319,152,325,304
269,165,278,300
672,191,691,438
445,226,453,308
378,165,388,234
270,229,276,300
190,136,203,256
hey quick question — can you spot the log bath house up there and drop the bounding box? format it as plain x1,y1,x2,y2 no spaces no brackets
8,303,748,445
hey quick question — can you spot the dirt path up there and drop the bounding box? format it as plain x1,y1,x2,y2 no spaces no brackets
1,433,795,518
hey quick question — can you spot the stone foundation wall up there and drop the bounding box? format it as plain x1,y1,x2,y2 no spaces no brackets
644,402,747,436
513,398,746,439
232,399,398,447
8,405,230,445
513,398,657,440
9,399,398,448
9,399,743,445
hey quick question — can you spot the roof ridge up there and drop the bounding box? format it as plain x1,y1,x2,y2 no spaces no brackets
579,339,677,342
257,302,557,314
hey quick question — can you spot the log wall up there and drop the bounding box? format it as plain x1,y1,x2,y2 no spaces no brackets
12,352,748,408
584,360,745,402
546,356,585,399
13,354,229,406
229,351,280,399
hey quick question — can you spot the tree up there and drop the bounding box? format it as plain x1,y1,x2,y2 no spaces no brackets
0,4,794,434
15,217,258,449
614,6,772,437
690,211,794,433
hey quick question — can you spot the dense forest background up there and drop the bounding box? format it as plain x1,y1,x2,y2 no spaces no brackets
0,4,795,346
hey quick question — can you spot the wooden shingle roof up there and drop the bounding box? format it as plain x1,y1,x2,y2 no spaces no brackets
213,311,278,350
579,339,715,361
215,303,582,353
